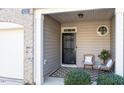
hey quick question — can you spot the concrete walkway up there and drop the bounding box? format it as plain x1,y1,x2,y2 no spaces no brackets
44,77,64,85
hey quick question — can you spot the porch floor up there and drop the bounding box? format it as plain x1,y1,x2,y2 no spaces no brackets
44,77,64,85
49,67,112,84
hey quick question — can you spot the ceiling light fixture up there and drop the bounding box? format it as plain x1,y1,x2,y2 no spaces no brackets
78,13,84,18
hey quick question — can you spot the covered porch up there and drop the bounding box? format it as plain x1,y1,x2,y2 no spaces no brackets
34,8,124,85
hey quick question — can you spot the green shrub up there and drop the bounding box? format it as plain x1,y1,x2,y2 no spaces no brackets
64,69,91,85
97,73,124,85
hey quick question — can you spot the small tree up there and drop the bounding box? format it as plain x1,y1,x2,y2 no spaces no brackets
98,49,110,64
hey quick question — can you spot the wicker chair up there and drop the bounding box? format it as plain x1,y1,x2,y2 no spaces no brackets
83,54,95,69
98,59,114,72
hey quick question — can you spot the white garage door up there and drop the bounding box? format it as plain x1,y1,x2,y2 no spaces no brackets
0,29,24,79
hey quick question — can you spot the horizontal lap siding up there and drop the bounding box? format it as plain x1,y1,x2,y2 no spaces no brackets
62,20,111,67
43,16,61,77
111,16,115,61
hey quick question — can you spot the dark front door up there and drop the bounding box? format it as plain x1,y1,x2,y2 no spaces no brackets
62,33,76,64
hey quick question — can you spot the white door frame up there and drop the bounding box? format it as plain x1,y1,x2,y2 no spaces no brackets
34,13,44,85
34,8,124,85
61,27,77,67
115,9,124,77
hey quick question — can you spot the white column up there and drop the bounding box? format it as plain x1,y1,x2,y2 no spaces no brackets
115,9,124,77
34,13,44,85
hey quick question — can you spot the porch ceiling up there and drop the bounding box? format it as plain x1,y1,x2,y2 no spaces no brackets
48,8,115,23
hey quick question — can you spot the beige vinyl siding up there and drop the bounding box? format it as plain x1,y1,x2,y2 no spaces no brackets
43,15,61,77
111,16,115,61
62,20,111,67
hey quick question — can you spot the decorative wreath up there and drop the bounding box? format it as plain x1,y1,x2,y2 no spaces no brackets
97,25,109,36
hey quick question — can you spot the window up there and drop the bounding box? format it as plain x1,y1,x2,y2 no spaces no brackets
97,25,109,36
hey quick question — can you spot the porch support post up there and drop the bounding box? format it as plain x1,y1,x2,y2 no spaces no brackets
34,13,44,85
115,9,124,77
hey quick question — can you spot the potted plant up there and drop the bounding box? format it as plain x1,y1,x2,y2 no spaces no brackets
98,49,110,64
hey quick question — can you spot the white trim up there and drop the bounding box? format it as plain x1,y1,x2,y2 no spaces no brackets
0,22,23,29
33,13,36,84
41,15,44,84
61,27,77,33
60,31,62,66
115,9,124,77
34,13,44,85
35,8,99,15
61,64,77,68
33,13,37,84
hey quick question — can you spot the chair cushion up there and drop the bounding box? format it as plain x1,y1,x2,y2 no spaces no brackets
98,65,109,70
84,61,93,65
106,59,113,67
98,65,101,69
84,56,93,64
98,64,106,69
